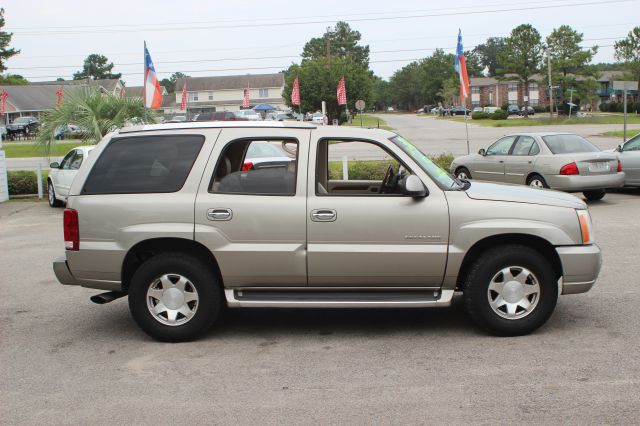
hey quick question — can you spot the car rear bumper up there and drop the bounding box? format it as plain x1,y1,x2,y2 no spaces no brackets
53,256,79,286
547,172,625,191
556,244,602,294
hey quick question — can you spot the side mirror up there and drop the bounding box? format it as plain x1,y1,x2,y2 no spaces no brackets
478,148,486,156
402,175,428,198
50,162,60,169
616,145,623,152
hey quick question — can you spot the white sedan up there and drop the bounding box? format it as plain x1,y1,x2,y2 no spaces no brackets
48,145,95,207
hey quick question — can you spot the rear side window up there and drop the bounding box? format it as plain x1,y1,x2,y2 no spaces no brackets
542,134,600,154
82,135,205,194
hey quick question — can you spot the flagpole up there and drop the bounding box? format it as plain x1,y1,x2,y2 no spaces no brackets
464,107,470,154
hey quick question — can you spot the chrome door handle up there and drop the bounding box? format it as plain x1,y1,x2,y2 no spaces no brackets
311,209,337,222
207,208,232,221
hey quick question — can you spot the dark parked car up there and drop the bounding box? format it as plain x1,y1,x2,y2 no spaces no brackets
7,116,39,138
449,106,471,116
195,112,248,121
520,106,535,116
507,105,520,116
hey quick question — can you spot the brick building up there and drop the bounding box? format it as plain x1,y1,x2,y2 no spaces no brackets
467,75,548,109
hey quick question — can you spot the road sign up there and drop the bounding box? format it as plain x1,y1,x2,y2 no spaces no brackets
613,81,638,91
355,99,365,111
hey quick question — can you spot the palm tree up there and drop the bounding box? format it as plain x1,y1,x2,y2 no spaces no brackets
37,87,158,154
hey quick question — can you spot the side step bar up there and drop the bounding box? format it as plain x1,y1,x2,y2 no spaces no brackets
225,289,454,308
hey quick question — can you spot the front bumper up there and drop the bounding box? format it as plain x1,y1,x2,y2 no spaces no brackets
547,172,625,191
53,256,79,286
556,244,602,294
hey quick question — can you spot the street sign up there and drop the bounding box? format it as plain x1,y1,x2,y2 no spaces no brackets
613,81,639,91
355,99,365,111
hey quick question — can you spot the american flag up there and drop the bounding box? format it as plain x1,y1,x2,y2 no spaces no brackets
337,78,347,106
291,78,300,106
454,29,470,99
56,85,64,106
143,42,163,109
180,82,187,111
0,90,7,115
242,81,250,108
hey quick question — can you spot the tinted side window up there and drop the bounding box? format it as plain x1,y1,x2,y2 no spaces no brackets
210,139,297,195
511,136,535,156
82,135,205,194
69,151,83,170
60,150,76,170
529,142,540,155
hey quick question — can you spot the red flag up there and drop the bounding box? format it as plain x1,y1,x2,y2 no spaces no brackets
0,90,7,115
455,30,470,99
242,81,250,108
180,82,187,111
337,78,347,106
291,78,300,106
56,85,64,106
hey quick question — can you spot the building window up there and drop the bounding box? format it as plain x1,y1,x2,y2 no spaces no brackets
259,88,269,98
508,83,518,92
528,82,538,92
472,100,480,107
188,92,198,102
208,92,213,101
471,86,480,94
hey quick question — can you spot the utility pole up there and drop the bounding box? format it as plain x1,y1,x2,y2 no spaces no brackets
546,49,554,118
325,26,332,68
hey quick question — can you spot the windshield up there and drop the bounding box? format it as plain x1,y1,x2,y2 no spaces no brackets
246,142,285,158
390,135,459,189
14,117,31,124
542,134,600,154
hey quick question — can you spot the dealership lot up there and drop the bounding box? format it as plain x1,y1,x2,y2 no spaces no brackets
1,189,639,424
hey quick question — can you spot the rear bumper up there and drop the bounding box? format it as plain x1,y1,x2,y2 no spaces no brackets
547,172,625,191
53,256,79,286
556,244,602,295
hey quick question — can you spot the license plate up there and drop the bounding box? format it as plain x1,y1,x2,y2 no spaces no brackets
588,162,610,172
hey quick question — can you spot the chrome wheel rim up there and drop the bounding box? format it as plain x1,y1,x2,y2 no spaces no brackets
457,170,469,179
48,184,54,204
529,179,544,188
146,273,199,326
487,266,540,320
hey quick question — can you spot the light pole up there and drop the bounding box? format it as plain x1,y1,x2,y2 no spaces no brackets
545,47,554,118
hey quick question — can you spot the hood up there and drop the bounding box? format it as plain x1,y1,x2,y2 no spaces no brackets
465,181,586,209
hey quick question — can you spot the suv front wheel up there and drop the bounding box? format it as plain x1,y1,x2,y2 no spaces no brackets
463,244,558,336
128,253,222,342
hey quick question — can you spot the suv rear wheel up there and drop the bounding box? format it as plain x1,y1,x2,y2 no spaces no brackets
463,244,558,336
128,253,221,342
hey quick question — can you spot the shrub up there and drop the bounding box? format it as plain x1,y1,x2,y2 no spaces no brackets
631,101,639,114
429,153,455,171
491,109,509,120
599,102,609,112
471,111,489,120
533,106,545,113
7,170,48,195
501,102,509,111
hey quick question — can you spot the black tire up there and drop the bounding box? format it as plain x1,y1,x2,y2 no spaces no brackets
463,244,558,336
47,181,62,207
526,174,549,189
583,189,605,201
456,167,472,180
128,253,222,342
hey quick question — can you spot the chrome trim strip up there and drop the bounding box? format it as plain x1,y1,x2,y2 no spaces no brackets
224,289,454,308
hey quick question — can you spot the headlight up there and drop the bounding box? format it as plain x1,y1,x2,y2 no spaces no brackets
576,209,594,244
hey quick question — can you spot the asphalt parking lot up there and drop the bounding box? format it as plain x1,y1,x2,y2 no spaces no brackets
1,189,639,424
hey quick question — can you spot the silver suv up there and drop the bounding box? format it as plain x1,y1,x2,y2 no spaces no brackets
53,122,601,341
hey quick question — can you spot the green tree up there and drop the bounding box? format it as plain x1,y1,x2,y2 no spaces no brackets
0,73,28,85
437,77,460,107
73,54,121,80
160,72,189,93
614,26,640,86
545,25,598,108
371,76,392,111
464,50,484,78
0,8,19,73
283,57,373,120
473,37,506,77
498,24,544,115
37,88,156,153
301,21,370,67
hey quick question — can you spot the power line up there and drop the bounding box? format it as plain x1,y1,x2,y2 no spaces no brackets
8,38,620,71
16,45,616,80
9,0,634,36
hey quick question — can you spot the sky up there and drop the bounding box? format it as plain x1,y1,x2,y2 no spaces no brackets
3,0,640,86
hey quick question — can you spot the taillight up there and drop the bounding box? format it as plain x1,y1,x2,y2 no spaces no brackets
617,159,622,172
559,162,579,175
63,208,79,251
242,162,254,171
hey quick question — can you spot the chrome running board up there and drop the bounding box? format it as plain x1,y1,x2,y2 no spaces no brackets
224,289,454,308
